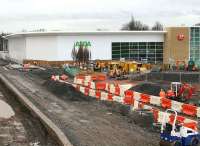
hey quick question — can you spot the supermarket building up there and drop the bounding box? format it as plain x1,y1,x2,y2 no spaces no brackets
1,26,200,65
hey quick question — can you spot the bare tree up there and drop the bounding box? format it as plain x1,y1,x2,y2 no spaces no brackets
74,44,91,64
71,44,77,61
152,22,163,31
195,23,200,26
121,16,149,31
0,33,9,51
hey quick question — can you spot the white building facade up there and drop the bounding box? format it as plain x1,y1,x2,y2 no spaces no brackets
3,31,166,64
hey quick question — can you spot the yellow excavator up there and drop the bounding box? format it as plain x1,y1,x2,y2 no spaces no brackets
107,61,141,79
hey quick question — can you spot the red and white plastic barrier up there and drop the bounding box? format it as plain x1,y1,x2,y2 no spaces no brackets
73,75,200,118
73,84,198,130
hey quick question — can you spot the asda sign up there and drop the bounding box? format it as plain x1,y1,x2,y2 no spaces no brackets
74,41,91,48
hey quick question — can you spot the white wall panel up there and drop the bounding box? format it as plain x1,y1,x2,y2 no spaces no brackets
8,37,26,63
26,36,58,61
6,32,164,62
57,33,164,60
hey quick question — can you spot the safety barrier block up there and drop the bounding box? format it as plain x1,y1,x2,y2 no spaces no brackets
124,90,134,105
157,111,170,123
182,104,197,117
91,75,97,81
80,86,85,94
96,82,106,90
134,92,141,101
115,86,120,96
140,94,150,103
171,100,183,113
101,92,108,101
150,96,161,106
133,100,139,110
105,83,110,91
161,98,172,109
84,87,90,96
83,80,89,87
107,93,113,101
76,75,85,80
89,89,96,97
97,75,106,81
90,82,95,89
183,122,198,131
76,79,84,85
96,90,101,100
152,109,159,123
197,107,200,118
85,75,92,82
169,114,185,124
113,96,124,103
109,84,115,94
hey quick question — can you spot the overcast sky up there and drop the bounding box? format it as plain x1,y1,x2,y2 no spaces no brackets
0,0,199,33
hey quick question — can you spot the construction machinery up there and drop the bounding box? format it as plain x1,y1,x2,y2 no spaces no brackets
63,64,80,77
160,109,200,146
108,61,126,79
166,82,195,102
107,61,141,79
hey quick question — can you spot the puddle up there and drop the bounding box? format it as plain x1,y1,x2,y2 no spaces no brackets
0,100,15,119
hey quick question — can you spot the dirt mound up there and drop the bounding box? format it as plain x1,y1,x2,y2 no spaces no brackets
43,80,92,101
28,68,65,80
44,80,156,132
130,82,169,96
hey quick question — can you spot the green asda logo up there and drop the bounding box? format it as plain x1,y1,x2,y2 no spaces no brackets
74,41,91,48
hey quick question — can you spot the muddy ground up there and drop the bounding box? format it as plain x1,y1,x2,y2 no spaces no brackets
0,62,161,146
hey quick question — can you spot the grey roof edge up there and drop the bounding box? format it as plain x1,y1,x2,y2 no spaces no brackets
6,31,167,38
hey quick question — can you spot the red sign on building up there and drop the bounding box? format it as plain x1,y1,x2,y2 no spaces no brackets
177,34,184,41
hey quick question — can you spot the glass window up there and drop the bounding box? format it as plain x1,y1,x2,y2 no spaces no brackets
112,41,163,63
112,46,120,51
121,54,129,58
190,27,200,61
112,42,120,46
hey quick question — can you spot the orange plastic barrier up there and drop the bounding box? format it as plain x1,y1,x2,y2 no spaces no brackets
96,82,106,90
91,75,97,81
97,75,106,81
124,90,133,98
152,109,159,123
60,74,68,81
183,122,197,131
140,94,150,103
76,75,85,80
169,115,185,124
96,90,101,100
108,93,113,101
85,82,91,88
182,104,197,117
84,87,89,96
161,98,172,109
115,86,120,96
124,90,134,105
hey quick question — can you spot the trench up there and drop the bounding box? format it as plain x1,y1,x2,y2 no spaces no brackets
0,76,60,146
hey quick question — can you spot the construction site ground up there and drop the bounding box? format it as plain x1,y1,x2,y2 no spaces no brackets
0,60,160,146
0,73,58,146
